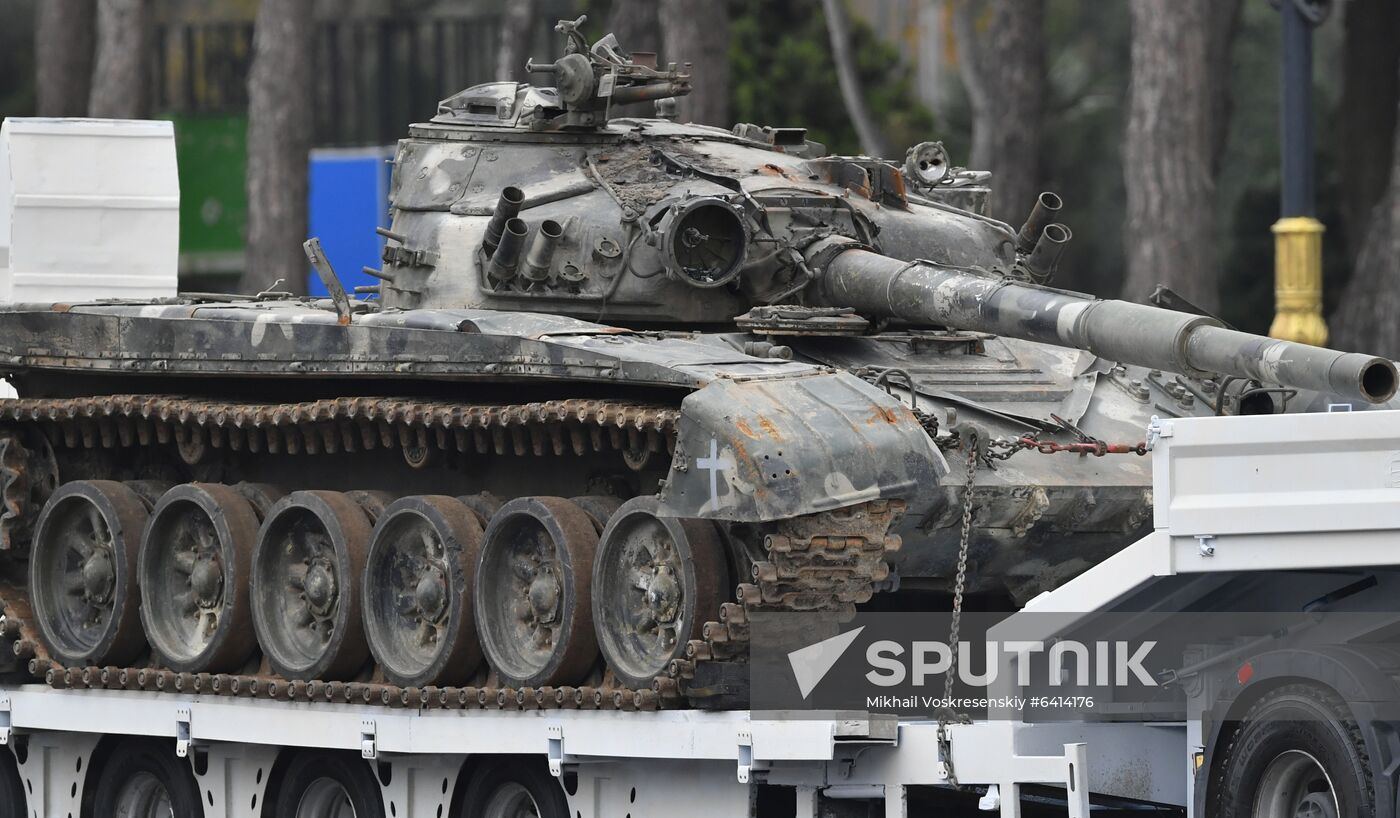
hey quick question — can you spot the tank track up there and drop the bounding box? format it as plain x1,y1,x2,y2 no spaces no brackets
0,395,679,461
0,395,902,710
664,499,903,703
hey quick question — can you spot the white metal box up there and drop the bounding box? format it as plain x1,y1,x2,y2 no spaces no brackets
1151,408,1400,538
0,117,179,303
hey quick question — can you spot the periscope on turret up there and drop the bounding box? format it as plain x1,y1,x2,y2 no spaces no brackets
0,15,1392,712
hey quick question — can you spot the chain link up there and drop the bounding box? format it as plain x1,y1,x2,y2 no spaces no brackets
937,428,979,787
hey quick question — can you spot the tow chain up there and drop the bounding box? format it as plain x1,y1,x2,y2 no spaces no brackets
860,366,1151,784
937,428,978,787
858,367,1147,462
991,435,1147,459
931,423,1146,787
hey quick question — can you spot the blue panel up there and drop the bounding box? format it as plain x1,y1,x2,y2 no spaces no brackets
306,147,395,298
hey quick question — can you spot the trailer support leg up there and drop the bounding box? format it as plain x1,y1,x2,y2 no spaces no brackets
1002,784,1024,818
989,741,1089,818
1065,743,1089,818
12,730,100,817
883,783,907,818
377,753,466,818
193,742,281,818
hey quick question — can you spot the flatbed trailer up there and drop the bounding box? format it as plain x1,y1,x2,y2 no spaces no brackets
3,408,1399,817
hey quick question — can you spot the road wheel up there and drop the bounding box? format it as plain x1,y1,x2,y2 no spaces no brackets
29,480,149,666
123,480,174,512
1209,683,1374,817
273,751,384,818
363,496,484,686
232,482,286,522
475,497,598,687
90,738,203,818
592,497,725,688
456,758,568,818
251,491,372,680
568,496,622,534
347,490,398,524
456,492,502,529
138,483,260,672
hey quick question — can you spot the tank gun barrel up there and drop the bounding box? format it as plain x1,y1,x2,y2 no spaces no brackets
806,238,1397,405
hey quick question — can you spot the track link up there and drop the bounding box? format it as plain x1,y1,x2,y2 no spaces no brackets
0,395,679,462
665,500,903,695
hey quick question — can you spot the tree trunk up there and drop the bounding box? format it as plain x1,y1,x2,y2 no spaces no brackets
660,0,730,127
1206,0,1244,172
1330,71,1400,357
1338,0,1400,264
242,0,315,296
89,0,150,119
952,0,1045,224
495,0,538,82
608,0,662,57
819,0,887,158
1120,0,1218,312
35,0,96,117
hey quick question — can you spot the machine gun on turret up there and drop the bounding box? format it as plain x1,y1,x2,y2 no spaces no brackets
522,15,691,129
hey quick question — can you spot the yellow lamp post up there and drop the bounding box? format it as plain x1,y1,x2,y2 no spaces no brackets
1269,217,1327,346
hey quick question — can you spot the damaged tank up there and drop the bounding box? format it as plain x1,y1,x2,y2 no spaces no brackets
0,15,1392,711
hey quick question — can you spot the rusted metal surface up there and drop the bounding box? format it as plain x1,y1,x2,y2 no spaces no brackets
475,496,600,688
0,428,58,552
659,374,944,523
667,499,903,706
0,395,679,459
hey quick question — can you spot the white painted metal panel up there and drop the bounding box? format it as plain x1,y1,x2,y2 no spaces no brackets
0,123,10,278
0,687,823,763
0,117,179,303
1152,410,1400,537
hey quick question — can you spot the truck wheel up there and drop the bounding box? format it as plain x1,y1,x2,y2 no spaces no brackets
89,738,203,818
1209,683,1374,817
273,751,385,818
457,758,568,818
0,749,24,818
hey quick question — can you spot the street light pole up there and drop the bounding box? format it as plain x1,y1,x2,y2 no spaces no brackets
1269,0,1330,346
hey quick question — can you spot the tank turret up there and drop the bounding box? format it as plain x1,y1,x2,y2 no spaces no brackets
377,18,1394,407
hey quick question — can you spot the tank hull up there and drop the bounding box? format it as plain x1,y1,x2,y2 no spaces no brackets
0,301,933,708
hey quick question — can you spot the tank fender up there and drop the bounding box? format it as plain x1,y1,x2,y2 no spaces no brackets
657,371,946,522
1195,645,1400,818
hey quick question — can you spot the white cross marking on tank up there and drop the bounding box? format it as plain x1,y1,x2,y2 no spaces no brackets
696,437,723,504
